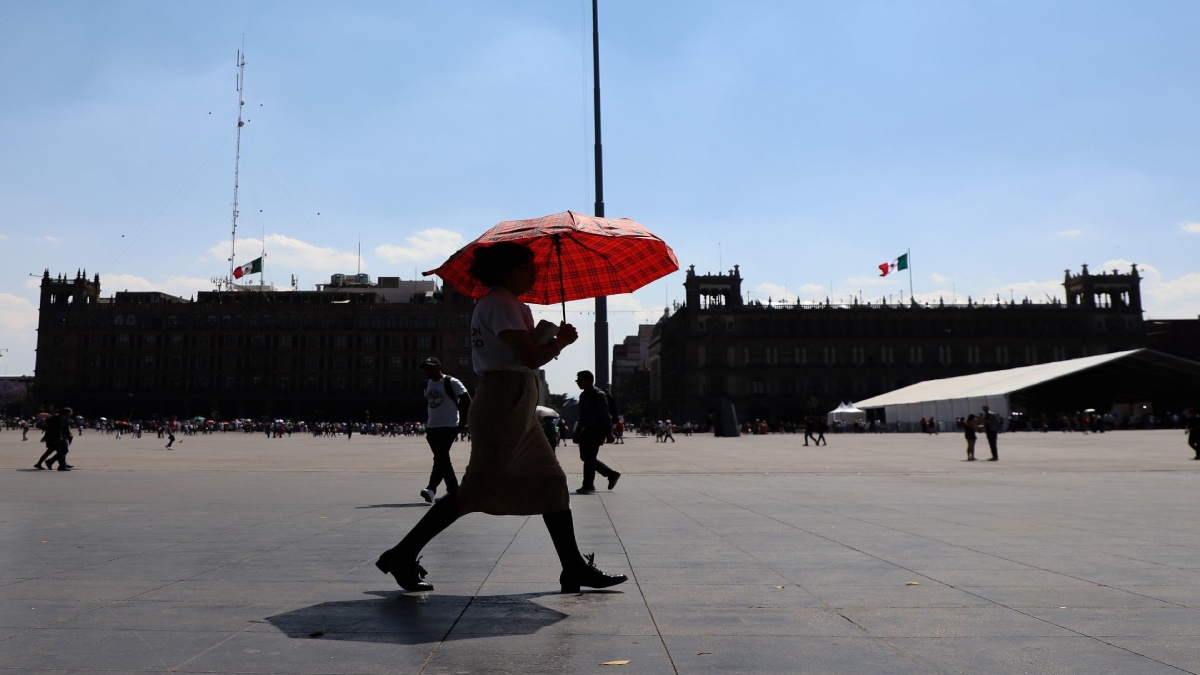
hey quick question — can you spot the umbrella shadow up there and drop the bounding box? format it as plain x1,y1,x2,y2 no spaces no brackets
264,590,569,645
355,503,429,509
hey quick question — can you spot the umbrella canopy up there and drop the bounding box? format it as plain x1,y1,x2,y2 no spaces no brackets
424,211,678,306
535,405,559,418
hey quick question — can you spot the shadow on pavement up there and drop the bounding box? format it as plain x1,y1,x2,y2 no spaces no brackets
264,590,567,644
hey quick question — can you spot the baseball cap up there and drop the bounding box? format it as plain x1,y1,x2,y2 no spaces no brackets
420,357,441,368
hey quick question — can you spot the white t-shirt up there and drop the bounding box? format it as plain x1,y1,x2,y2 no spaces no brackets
471,287,534,373
425,375,467,428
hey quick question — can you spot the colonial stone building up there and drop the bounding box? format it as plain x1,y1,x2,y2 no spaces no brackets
34,270,476,421
652,264,1151,426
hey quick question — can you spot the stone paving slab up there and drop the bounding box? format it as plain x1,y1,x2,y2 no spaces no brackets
1,429,1198,674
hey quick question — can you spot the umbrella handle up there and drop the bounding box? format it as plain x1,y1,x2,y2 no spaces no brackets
555,234,566,323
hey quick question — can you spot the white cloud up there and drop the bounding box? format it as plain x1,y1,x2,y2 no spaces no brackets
971,260,1200,318
100,274,215,299
1058,228,1083,238
207,234,359,273
0,293,38,332
0,234,8,240
1180,222,1200,234
752,282,797,305
375,229,465,265
0,293,38,376
41,236,61,243
1101,259,1200,319
981,280,1066,304
930,273,950,283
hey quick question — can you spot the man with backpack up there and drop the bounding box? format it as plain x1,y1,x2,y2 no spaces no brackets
573,370,620,494
419,357,471,504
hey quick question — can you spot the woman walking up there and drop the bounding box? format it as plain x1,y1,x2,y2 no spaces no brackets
375,242,627,593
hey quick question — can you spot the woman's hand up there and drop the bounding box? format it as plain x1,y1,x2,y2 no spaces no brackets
555,322,579,347
500,320,579,369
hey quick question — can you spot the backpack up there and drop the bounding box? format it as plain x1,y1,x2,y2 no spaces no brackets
442,377,471,420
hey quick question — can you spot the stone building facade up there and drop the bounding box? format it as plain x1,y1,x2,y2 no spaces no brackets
652,264,1150,427
34,270,476,421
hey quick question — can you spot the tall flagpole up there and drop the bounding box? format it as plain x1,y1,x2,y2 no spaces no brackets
907,248,914,304
591,0,610,389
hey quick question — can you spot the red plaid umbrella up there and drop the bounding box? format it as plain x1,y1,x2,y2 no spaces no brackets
424,211,678,311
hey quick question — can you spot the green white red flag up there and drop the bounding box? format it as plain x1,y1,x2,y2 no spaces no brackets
233,257,263,279
879,253,908,277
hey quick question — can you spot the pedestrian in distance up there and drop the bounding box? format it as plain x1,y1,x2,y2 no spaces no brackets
375,241,627,594
35,408,74,471
1187,409,1200,460
982,405,1002,461
418,356,471,504
963,413,979,461
573,370,621,494
660,419,675,443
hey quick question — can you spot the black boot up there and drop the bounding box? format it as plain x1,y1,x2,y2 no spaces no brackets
559,552,628,594
376,493,460,592
543,510,628,593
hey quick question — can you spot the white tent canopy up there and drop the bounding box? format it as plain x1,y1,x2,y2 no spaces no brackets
828,401,866,425
853,349,1142,427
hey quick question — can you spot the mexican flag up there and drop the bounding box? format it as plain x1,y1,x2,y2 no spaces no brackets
233,257,263,279
878,253,908,277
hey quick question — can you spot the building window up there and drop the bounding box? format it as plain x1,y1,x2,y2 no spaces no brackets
333,376,347,391
390,356,405,371
334,335,348,349
361,355,375,370
750,380,764,395
279,335,293,349
417,335,432,349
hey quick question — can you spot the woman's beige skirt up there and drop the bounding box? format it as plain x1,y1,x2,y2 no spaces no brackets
456,370,570,516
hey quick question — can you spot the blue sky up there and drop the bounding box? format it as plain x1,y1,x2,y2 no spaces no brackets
2,1,1198,396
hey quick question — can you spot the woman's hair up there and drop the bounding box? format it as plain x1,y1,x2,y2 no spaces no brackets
469,242,534,287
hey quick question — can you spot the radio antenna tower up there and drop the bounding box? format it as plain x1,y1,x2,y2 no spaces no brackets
229,46,246,280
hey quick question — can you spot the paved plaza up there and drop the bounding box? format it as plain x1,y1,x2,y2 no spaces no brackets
2,426,1199,674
